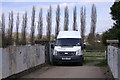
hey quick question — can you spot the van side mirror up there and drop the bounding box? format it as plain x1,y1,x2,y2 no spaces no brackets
51,44,55,49
81,44,86,50
83,44,86,49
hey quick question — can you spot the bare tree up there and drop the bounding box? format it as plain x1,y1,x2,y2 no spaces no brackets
80,6,86,43
7,11,14,45
30,6,35,45
37,8,43,40
90,4,97,37
10,11,14,40
73,6,77,31
21,15,25,44
1,13,5,46
55,5,60,39
21,12,27,45
88,4,97,43
15,13,19,45
64,6,69,31
8,12,11,37
46,6,52,41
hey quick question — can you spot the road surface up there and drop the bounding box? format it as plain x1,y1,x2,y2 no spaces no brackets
22,63,112,78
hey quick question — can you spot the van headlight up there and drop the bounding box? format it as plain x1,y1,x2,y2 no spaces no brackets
53,50,58,55
76,50,81,55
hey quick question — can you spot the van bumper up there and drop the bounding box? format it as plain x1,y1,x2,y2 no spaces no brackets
53,55,83,63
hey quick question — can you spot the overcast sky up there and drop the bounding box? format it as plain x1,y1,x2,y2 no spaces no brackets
1,0,115,36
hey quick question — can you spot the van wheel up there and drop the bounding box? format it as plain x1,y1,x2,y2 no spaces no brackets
78,61,83,66
82,57,84,62
52,61,57,65
79,62,83,66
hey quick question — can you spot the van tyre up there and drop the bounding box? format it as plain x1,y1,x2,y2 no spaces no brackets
78,61,83,66
52,60,57,65
82,56,84,62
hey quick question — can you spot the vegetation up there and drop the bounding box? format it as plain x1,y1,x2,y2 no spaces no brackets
64,6,69,31
94,60,107,67
80,6,86,44
30,6,36,45
102,2,120,47
1,4,103,48
88,4,97,44
46,6,52,41
37,8,43,40
73,6,77,31
55,5,60,39
15,13,20,45
21,12,27,45
84,51,107,67
84,51,105,60
8,11,14,46
1,13,6,47
85,4,103,51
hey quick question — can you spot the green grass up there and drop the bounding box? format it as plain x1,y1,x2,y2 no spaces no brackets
94,60,107,67
83,51,107,67
84,51,106,60
84,52,105,56
84,59,96,64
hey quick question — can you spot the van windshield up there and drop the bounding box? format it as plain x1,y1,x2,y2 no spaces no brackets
56,38,81,46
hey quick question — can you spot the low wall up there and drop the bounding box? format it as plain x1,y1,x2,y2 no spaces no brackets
107,46,120,80
0,46,45,79
0,48,2,79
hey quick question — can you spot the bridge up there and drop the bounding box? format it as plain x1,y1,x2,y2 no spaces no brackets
0,45,119,80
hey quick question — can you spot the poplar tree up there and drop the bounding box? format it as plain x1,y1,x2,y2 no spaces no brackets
15,13,19,45
80,6,86,43
89,4,97,40
73,6,77,31
1,13,5,47
21,12,27,45
37,8,43,40
64,6,69,31
55,5,60,39
7,11,14,45
46,6,52,41
30,6,35,45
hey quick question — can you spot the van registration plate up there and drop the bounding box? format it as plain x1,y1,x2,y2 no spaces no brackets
62,58,71,60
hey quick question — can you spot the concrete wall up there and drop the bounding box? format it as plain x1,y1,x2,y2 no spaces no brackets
0,48,2,79
0,46,45,79
107,46,120,80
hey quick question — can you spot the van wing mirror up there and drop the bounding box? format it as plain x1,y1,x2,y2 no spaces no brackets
51,43,55,49
81,44,86,50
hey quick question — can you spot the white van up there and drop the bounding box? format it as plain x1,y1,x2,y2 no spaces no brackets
52,31,84,65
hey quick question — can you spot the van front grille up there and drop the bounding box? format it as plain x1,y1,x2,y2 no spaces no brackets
58,52,76,56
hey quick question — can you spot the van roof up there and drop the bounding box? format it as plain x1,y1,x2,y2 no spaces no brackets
57,31,81,39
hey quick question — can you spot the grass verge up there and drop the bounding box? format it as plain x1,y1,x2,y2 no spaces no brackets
94,60,107,67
